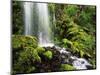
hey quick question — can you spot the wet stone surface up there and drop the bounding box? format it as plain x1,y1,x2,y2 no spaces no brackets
34,46,93,72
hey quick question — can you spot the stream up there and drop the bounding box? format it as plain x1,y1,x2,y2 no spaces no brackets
55,46,93,70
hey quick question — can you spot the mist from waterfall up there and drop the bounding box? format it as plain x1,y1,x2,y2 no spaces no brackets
23,2,54,47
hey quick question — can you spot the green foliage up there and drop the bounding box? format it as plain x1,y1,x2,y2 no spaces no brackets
13,47,39,73
62,38,73,48
48,4,55,13
67,21,95,57
75,6,96,34
12,35,38,49
80,50,84,57
12,35,41,73
28,47,41,62
89,58,96,69
13,1,24,34
64,5,78,17
54,4,96,59
60,64,75,71
43,51,53,60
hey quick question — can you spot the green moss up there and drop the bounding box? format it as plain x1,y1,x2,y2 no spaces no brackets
13,46,41,73
36,47,45,54
43,51,53,60
32,49,41,62
26,66,36,73
60,64,75,71
24,47,41,62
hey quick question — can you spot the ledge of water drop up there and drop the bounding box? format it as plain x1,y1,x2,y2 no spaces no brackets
38,43,54,47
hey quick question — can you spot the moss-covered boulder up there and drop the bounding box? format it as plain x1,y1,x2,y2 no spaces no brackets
36,47,45,54
60,64,75,71
43,51,53,60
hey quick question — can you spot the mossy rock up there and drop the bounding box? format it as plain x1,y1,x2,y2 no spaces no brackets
13,46,41,74
60,64,75,71
19,47,41,63
12,35,38,49
36,47,45,54
43,51,53,60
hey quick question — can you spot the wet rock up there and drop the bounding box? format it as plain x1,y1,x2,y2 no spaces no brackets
35,46,62,72
42,46,93,71
86,65,93,69
72,58,92,69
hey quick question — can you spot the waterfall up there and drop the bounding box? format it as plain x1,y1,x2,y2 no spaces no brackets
23,2,54,47
23,2,34,35
36,3,54,47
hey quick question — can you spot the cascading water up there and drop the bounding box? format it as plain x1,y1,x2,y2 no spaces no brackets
58,47,92,69
23,2,54,47
23,2,34,35
36,3,54,47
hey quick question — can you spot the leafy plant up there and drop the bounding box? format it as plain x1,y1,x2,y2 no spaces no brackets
62,38,73,48
13,1,24,34
12,35,40,74
12,35,38,49
64,5,78,17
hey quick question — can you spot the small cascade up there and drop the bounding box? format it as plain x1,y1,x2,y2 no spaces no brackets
55,46,92,69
